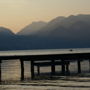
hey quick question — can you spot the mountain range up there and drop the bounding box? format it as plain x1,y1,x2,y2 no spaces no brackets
0,14,90,50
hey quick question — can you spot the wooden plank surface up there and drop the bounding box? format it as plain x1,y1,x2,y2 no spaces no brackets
0,48,90,60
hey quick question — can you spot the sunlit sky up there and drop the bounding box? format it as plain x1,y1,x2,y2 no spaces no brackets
0,0,90,33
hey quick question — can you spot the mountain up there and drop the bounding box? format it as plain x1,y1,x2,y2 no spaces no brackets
17,21,47,35
35,16,66,36
0,14,90,50
16,14,90,50
18,16,65,36
0,27,17,50
17,14,90,37
35,14,90,36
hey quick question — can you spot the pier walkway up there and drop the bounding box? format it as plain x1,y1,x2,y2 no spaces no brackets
0,48,90,82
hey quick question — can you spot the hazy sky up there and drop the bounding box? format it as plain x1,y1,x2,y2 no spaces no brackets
0,0,90,33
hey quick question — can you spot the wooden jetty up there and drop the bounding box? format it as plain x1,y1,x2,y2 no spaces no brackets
0,48,90,82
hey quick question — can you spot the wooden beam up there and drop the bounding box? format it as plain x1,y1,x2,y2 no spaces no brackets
77,60,81,73
31,60,35,79
34,61,68,66
0,60,2,83
20,59,24,81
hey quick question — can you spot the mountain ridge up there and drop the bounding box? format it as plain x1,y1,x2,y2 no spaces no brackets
0,14,90,50
17,21,47,35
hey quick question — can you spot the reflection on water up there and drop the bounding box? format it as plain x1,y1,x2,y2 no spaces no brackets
2,60,21,81
0,60,90,90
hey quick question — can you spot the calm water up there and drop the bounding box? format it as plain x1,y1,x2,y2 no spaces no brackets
0,60,90,90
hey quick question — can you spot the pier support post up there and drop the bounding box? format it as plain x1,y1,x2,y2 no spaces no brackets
0,60,2,83
31,60,35,80
61,60,65,75
77,60,81,73
66,61,70,75
51,60,55,75
20,59,24,81
37,66,40,75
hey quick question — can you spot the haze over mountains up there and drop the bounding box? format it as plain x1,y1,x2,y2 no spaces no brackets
18,21,47,35
0,14,90,50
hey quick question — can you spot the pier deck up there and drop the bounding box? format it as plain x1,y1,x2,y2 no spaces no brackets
0,48,90,82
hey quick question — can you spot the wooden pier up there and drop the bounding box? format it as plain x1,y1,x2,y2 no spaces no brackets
0,49,90,82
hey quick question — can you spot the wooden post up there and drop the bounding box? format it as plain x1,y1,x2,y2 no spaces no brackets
0,60,2,83
31,60,35,79
61,60,65,75
77,60,81,73
20,59,24,81
37,66,40,75
51,60,55,75
66,61,70,75
61,65,65,75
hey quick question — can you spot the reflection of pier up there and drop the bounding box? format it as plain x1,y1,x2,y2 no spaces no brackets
0,49,90,82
